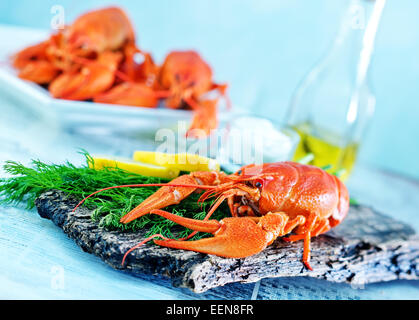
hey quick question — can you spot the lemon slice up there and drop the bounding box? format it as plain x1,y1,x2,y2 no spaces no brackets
132,151,220,172
89,156,180,179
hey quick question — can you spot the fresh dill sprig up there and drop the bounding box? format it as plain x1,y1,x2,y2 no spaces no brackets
0,153,229,239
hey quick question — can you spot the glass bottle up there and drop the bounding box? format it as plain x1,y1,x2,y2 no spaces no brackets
286,0,386,181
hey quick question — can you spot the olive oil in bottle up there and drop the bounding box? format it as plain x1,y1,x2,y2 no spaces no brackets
292,122,359,181
286,0,385,181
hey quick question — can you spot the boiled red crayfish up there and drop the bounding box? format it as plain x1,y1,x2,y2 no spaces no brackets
74,162,349,270
11,40,60,84
12,7,155,99
158,50,230,137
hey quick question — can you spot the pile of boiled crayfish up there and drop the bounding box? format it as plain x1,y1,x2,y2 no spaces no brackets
12,6,229,137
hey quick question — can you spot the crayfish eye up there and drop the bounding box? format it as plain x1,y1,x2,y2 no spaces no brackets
254,180,263,188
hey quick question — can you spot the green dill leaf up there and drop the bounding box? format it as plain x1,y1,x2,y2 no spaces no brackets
295,153,314,165
349,197,359,206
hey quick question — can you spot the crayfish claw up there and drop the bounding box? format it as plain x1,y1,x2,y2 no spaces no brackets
152,213,274,258
119,174,200,223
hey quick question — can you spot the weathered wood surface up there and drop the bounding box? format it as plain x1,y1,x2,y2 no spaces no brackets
35,190,419,293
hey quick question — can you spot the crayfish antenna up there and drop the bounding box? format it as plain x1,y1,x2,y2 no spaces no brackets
211,82,231,110
121,233,170,266
71,182,215,214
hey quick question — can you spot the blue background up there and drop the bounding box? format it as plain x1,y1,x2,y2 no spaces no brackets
1,0,418,180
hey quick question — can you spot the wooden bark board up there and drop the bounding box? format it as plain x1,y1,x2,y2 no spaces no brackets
34,190,419,293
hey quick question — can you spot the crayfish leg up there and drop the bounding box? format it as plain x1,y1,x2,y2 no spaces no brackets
283,215,306,235
185,99,218,139
303,232,313,271
312,218,331,237
301,219,332,271
282,213,319,271
283,232,313,271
